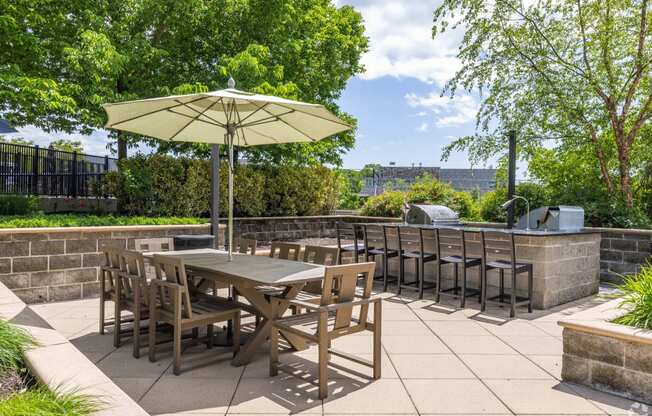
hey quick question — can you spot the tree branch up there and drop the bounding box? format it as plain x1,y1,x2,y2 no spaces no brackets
621,0,649,119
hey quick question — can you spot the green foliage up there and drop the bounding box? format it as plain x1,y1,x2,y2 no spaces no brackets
360,176,480,220
478,183,551,223
337,169,364,210
0,137,33,146
105,155,340,217
359,191,405,218
0,215,206,229
0,385,100,416
49,139,84,153
1,1,367,166
0,319,36,373
0,195,39,216
613,263,652,330
434,0,652,207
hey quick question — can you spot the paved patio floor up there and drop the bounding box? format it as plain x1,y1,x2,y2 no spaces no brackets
31,288,646,416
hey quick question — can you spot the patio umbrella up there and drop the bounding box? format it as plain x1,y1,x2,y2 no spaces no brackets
102,78,351,260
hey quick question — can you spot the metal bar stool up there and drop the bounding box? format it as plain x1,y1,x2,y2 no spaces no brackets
397,226,437,299
480,231,533,318
336,222,366,264
434,228,482,308
361,223,399,291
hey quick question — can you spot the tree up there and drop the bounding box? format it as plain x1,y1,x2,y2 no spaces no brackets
0,0,367,166
0,136,33,146
434,0,652,207
49,139,84,153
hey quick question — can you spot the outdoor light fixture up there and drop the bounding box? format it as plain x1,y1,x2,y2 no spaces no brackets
502,195,530,230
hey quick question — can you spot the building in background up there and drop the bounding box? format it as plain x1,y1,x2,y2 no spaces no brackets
361,165,496,197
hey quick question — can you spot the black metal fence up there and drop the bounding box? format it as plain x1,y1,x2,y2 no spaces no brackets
0,142,118,197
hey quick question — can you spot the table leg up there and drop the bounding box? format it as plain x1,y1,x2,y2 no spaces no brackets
231,283,307,366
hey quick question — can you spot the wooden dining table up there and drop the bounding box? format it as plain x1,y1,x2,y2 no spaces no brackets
144,248,325,366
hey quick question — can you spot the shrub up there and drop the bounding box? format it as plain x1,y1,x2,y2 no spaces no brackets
0,385,100,416
359,191,405,218
106,155,339,217
0,319,35,373
0,195,39,216
478,183,551,223
0,214,207,228
613,263,652,330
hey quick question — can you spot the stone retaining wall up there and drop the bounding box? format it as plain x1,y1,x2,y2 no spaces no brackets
595,228,652,283
0,224,214,304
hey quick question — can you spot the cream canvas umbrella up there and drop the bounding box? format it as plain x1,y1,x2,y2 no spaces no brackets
103,78,351,260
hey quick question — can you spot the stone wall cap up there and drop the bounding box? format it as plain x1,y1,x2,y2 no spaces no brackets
0,223,217,234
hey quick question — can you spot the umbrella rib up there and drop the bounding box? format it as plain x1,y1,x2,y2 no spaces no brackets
272,102,352,128
106,96,209,128
246,101,316,142
236,102,269,125
173,100,227,128
168,99,221,141
166,108,223,127
234,108,249,146
245,126,281,144
238,109,295,129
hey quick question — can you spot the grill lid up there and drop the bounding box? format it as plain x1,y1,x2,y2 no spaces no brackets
406,204,459,225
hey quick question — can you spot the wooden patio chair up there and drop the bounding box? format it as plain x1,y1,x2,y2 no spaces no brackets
269,262,381,399
269,242,301,261
99,247,122,334
115,250,150,357
292,245,340,314
148,254,241,375
134,237,174,252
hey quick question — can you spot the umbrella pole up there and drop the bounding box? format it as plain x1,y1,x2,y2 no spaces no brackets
228,130,234,261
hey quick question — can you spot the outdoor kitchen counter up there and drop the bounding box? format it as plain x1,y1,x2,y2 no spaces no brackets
358,223,601,309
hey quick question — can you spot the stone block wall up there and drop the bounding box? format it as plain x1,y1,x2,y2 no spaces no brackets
0,224,213,303
562,325,652,404
597,228,652,283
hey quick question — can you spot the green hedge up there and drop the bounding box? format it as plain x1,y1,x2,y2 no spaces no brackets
0,214,207,228
0,195,39,216
360,175,480,220
105,155,340,217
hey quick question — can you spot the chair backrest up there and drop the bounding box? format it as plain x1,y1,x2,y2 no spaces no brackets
435,227,467,259
101,247,122,292
419,227,438,254
382,225,401,251
398,225,421,253
480,231,516,265
234,238,257,255
269,242,301,261
336,222,362,249
117,250,148,304
134,237,174,252
151,254,193,319
362,223,384,254
302,245,340,294
320,262,376,330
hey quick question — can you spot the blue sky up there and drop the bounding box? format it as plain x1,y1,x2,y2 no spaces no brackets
12,1,499,171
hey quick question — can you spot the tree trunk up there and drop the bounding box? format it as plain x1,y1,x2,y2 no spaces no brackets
117,132,127,160
618,144,633,208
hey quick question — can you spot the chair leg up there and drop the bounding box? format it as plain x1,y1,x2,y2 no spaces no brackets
417,259,424,300
382,254,389,292
233,311,241,356
435,262,442,302
207,324,214,349
172,325,182,375
148,304,157,363
510,270,517,318
480,267,487,312
460,265,467,308
454,263,459,295
133,303,141,359
113,298,121,348
499,269,505,303
99,280,105,334
318,333,329,399
397,257,404,295
528,268,533,313
373,300,382,379
269,323,279,376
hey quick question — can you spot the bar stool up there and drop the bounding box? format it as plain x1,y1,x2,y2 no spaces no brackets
480,231,533,318
362,223,399,291
336,222,366,264
397,226,437,299
434,228,482,308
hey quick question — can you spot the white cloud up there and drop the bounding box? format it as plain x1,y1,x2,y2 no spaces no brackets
344,0,463,85
405,91,478,127
416,122,429,132
415,111,428,117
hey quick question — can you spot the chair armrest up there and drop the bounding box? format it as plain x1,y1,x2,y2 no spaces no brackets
279,296,381,312
149,279,186,292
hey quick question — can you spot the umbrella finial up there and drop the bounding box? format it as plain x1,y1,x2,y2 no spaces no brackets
227,77,236,89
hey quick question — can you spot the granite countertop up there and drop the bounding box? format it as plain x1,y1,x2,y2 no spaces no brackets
355,222,601,236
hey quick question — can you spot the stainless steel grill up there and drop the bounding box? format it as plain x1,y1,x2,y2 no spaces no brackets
517,206,584,231
405,204,461,226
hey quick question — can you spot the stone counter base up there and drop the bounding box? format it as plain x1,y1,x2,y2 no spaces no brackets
559,300,652,404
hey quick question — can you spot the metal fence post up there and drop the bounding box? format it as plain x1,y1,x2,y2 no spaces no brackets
32,145,39,195
71,151,78,197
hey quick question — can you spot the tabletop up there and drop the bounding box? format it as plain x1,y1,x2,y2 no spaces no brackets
144,249,325,286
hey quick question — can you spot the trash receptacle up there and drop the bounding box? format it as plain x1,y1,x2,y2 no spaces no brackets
173,234,215,250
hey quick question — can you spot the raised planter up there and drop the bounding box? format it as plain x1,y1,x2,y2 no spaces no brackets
559,298,652,404
0,281,148,415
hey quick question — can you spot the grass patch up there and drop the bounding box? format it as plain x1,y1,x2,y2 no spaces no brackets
613,262,652,330
0,319,36,373
0,385,101,416
0,214,208,228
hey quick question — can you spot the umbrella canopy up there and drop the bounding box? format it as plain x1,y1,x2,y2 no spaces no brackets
103,79,352,259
